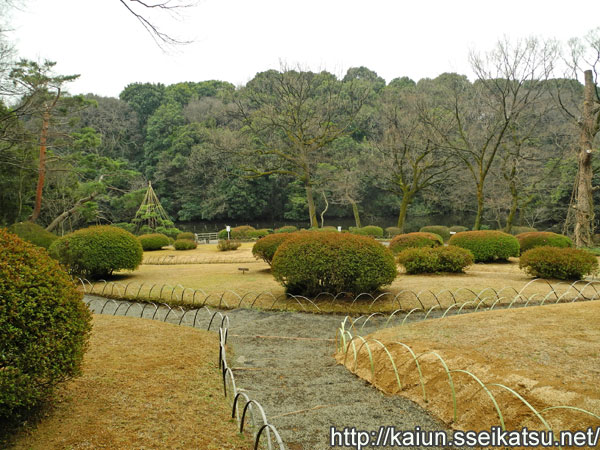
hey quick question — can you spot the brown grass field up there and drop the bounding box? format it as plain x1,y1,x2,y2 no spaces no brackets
82,243,600,314
337,301,600,440
7,315,249,450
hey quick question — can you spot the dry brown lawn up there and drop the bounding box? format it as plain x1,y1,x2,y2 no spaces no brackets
8,315,250,449
89,250,600,314
337,301,600,437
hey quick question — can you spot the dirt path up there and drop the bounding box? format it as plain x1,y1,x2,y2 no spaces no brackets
85,295,450,450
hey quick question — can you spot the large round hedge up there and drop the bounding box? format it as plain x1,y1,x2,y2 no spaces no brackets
389,232,443,255
252,233,293,265
271,232,397,296
448,230,520,262
173,239,197,250
349,226,384,238
49,225,143,279
419,225,451,242
0,229,92,418
138,233,170,251
8,221,58,249
177,231,195,241
516,231,572,254
519,246,598,280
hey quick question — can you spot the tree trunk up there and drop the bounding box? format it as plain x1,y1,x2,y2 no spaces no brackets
473,183,484,230
397,192,413,232
305,183,318,228
30,109,50,223
505,180,518,234
320,191,329,228
573,70,596,247
350,200,361,228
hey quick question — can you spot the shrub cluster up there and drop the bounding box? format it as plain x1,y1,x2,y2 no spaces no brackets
8,221,58,249
177,232,195,241
449,225,469,233
248,228,271,239
252,233,292,265
0,229,92,418
448,230,519,263
519,246,598,280
138,233,170,251
174,239,197,250
49,225,143,278
516,231,572,254
217,239,242,251
271,232,397,296
385,227,402,238
217,225,271,240
419,225,451,242
349,225,384,238
509,226,537,235
275,226,298,233
389,232,443,254
397,245,474,274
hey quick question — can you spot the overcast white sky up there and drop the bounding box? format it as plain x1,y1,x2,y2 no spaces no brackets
7,0,600,97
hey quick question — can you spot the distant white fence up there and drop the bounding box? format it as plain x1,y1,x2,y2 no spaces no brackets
194,232,219,243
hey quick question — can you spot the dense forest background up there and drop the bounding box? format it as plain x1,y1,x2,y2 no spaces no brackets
1,28,600,235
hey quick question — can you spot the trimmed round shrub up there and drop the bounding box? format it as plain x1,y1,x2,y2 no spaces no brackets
519,246,598,280
271,232,397,296
252,233,293,265
419,225,451,242
217,239,241,251
218,229,228,239
349,225,384,238
0,229,92,418
138,233,170,251
385,227,403,238
275,226,298,233
449,225,469,233
516,232,572,254
8,221,58,249
248,228,271,239
231,225,256,239
398,245,474,274
177,232,195,241
173,239,197,250
49,225,143,278
389,232,443,255
448,230,520,263
509,226,537,235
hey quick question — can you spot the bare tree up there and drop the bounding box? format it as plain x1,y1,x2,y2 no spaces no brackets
426,38,557,229
118,0,196,49
552,28,600,246
236,67,367,227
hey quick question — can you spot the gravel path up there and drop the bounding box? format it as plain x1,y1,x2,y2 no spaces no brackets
85,296,451,449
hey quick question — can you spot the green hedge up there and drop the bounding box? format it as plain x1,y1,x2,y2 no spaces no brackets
419,225,451,242
385,227,403,238
389,232,443,255
519,246,598,280
177,232,195,241
217,239,241,251
248,228,271,239
448,230,519,263
0,229,92,419
275,226,298,233
509,226,537,235
252,233,293,265
138,233,170,251
49,225,143,278
349,225,384,238
397,245,474,274
272,232,397,296
173,239,197,250
516,232,572,254
449,225,469,233
8,222,58,249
